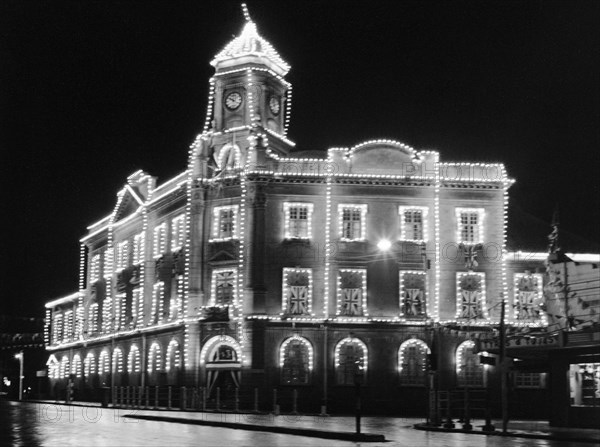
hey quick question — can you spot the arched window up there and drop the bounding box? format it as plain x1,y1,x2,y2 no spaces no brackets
456,340,484,387
148,342,162,373
98,350,110,375
166,340,181,372
112,348,123,373
84,353,96,376
398,339,430,385
59,356,70,379
280,335,313,385
216,143,241,170
128,345,141,373
71,354,82,378
335,337,368,385
47,354,59,379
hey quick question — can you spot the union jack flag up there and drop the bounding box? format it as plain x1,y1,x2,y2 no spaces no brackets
517,291,539,320
288,286,308,314
460,290,481,319
341,288,363,316
216,271,235,305
404,289,423,316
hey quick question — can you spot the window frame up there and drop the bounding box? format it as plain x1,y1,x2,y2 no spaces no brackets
338,204,367,242
210,268,238,307
279,335,314,385
284,202,314,240
513,272,545,324
210,205,239,242
399,270,428,318
455,208,485,245
171,214,186,251
398,339,431,386
337,268,367,317
334,337,368,386
456,340,485,388
399,206,429,243
116,240,129,271
132,232,144,265
153,223,167,258
456,271,488,320
281,268,313,316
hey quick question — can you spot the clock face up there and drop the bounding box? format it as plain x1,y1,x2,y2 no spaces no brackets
225,92,242,111
269,95,280,115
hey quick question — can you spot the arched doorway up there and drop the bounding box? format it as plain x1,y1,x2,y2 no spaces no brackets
200,335,242,409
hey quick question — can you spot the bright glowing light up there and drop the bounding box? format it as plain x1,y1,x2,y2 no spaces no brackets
377,239,392,251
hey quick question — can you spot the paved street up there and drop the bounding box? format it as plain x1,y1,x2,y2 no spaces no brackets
1,401,595,447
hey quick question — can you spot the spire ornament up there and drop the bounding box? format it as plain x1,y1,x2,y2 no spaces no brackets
241,3,252,23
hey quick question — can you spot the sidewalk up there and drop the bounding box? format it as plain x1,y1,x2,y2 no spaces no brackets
27,400,600,444
414,419,600,444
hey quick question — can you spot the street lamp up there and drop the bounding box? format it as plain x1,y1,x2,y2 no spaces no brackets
14,351,24,401
353,360,365,435
377,239,392,252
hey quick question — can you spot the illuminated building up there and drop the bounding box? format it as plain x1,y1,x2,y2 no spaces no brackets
44,7,599,419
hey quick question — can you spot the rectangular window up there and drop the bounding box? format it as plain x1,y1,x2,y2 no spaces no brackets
63,310,73,343
90,254,101,283
211,206,239,241
153,223,167,258
52,314,63,344
151,282,164,325
515,372,547,389
282,268,312,315
171,214,186,250
170,275,183,320
103,250,112,278
399,206,428,242
514,272,545,323
570,363,600,407
88,303,98,335
211,269,237,306
116,241,129,271
115,293,126,330
284,203,313,239
338,204,367,241
132,232,144,265
456,272,487,320
456,208,485,244
399,270,427,318
337,269,367,316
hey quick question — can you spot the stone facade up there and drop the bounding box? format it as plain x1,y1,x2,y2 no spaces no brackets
44,12,594,416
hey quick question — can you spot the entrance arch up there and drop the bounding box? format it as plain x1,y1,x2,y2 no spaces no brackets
200,335,242,407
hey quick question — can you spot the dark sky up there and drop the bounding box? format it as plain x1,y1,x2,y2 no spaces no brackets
1,0,598,317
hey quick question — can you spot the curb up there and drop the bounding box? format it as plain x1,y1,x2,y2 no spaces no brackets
124,414,386,442
413,423,600,444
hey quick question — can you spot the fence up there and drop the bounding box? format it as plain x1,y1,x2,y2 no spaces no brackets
430,389,495,431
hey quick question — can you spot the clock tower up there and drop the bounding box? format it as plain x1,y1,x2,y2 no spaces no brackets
207,6,292,157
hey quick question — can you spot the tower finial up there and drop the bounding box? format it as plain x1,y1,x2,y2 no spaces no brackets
241,3,252,22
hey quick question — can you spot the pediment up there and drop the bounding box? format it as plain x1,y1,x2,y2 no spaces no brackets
208,250,236,263
112,171,154,223
113,185,144,223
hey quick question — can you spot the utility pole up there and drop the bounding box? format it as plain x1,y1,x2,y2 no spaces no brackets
499,299,508,433
15,351,24,401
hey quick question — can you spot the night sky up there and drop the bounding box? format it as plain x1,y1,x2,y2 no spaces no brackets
1,0,598,317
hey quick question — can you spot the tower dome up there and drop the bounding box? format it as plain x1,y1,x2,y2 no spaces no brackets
211,5,290,76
